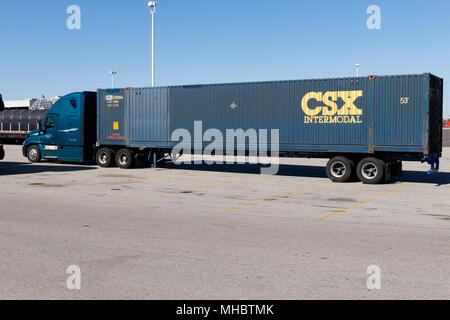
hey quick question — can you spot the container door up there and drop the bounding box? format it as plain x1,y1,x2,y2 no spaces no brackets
372,75,424,151
98,89,128,145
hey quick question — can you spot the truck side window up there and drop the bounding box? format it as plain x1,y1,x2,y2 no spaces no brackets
69,99,77,109
45,116,55,128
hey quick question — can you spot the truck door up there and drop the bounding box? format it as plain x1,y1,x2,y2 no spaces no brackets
40,115,60,159
57,95,84,162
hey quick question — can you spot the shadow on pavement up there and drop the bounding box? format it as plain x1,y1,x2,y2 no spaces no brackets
0,162,96,176
399,170,450,186
1,160,449,186
165,162,450,186
166,162,327,178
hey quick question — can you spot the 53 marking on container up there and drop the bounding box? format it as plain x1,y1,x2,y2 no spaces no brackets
400,97,410,104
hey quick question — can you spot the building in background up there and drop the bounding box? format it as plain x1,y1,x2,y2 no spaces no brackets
50,96,61,104
30,95,52,110
4,95,55,110
4,98,37,110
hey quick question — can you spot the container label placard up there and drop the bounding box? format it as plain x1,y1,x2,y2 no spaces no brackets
105,95,124,108
301,90,363,124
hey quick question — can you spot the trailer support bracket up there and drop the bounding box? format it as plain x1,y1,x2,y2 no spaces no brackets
423,153,441,174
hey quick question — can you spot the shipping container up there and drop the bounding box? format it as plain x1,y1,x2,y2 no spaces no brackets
22,73,443,184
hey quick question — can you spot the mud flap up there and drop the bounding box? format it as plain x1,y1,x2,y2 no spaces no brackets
384,162,393,183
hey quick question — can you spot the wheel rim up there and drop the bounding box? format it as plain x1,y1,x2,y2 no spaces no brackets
119,153,128,166
361,163,378,180
331,161,346,178
29,148,38,161
99,152,108,165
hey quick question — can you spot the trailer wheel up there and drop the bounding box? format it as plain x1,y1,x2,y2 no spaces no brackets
356,158,385,184
116,149,134,169
326,156,354,183
96,148,115,168
27,145,41,163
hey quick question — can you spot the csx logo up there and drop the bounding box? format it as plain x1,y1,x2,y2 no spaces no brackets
301,90,363,124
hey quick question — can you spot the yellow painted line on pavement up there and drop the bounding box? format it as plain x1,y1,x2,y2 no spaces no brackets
317,183,414,222
219,183,334,214
109,176,268,205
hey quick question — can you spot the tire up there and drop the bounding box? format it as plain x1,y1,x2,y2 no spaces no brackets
27,145,41,163
356,157,386,184
326,156,354,183
96,148,115,168
115,149,134,169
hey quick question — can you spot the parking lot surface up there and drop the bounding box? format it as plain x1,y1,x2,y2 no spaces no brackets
1,144,450,300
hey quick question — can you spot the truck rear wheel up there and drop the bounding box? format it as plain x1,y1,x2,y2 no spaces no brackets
96,148,115,168
326,156,354,183
27,145,41,163
116,149,134,169
356,157,385,184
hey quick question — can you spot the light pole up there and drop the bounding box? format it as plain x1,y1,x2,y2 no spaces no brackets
148,1,157,87
109,71,117,88
355,63,360,78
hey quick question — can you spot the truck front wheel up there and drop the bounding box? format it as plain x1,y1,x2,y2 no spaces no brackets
96,148,115,168
326,156,354,183
356,157,385,184
27,145,41,163
116,149,134,169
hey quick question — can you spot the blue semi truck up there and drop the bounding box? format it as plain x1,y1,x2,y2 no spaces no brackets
22,74,443,184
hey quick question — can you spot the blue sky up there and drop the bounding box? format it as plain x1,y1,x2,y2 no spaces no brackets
0,0,449,116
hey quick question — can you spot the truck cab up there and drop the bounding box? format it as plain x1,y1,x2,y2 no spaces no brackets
22,92,97,163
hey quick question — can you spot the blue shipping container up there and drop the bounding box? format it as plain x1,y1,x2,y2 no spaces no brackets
97,73,443,156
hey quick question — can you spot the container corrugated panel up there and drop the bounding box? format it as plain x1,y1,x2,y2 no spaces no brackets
97,73,443,155
127,87,169,143
372,75,425,151
168,79,370,150
97,89,128,146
